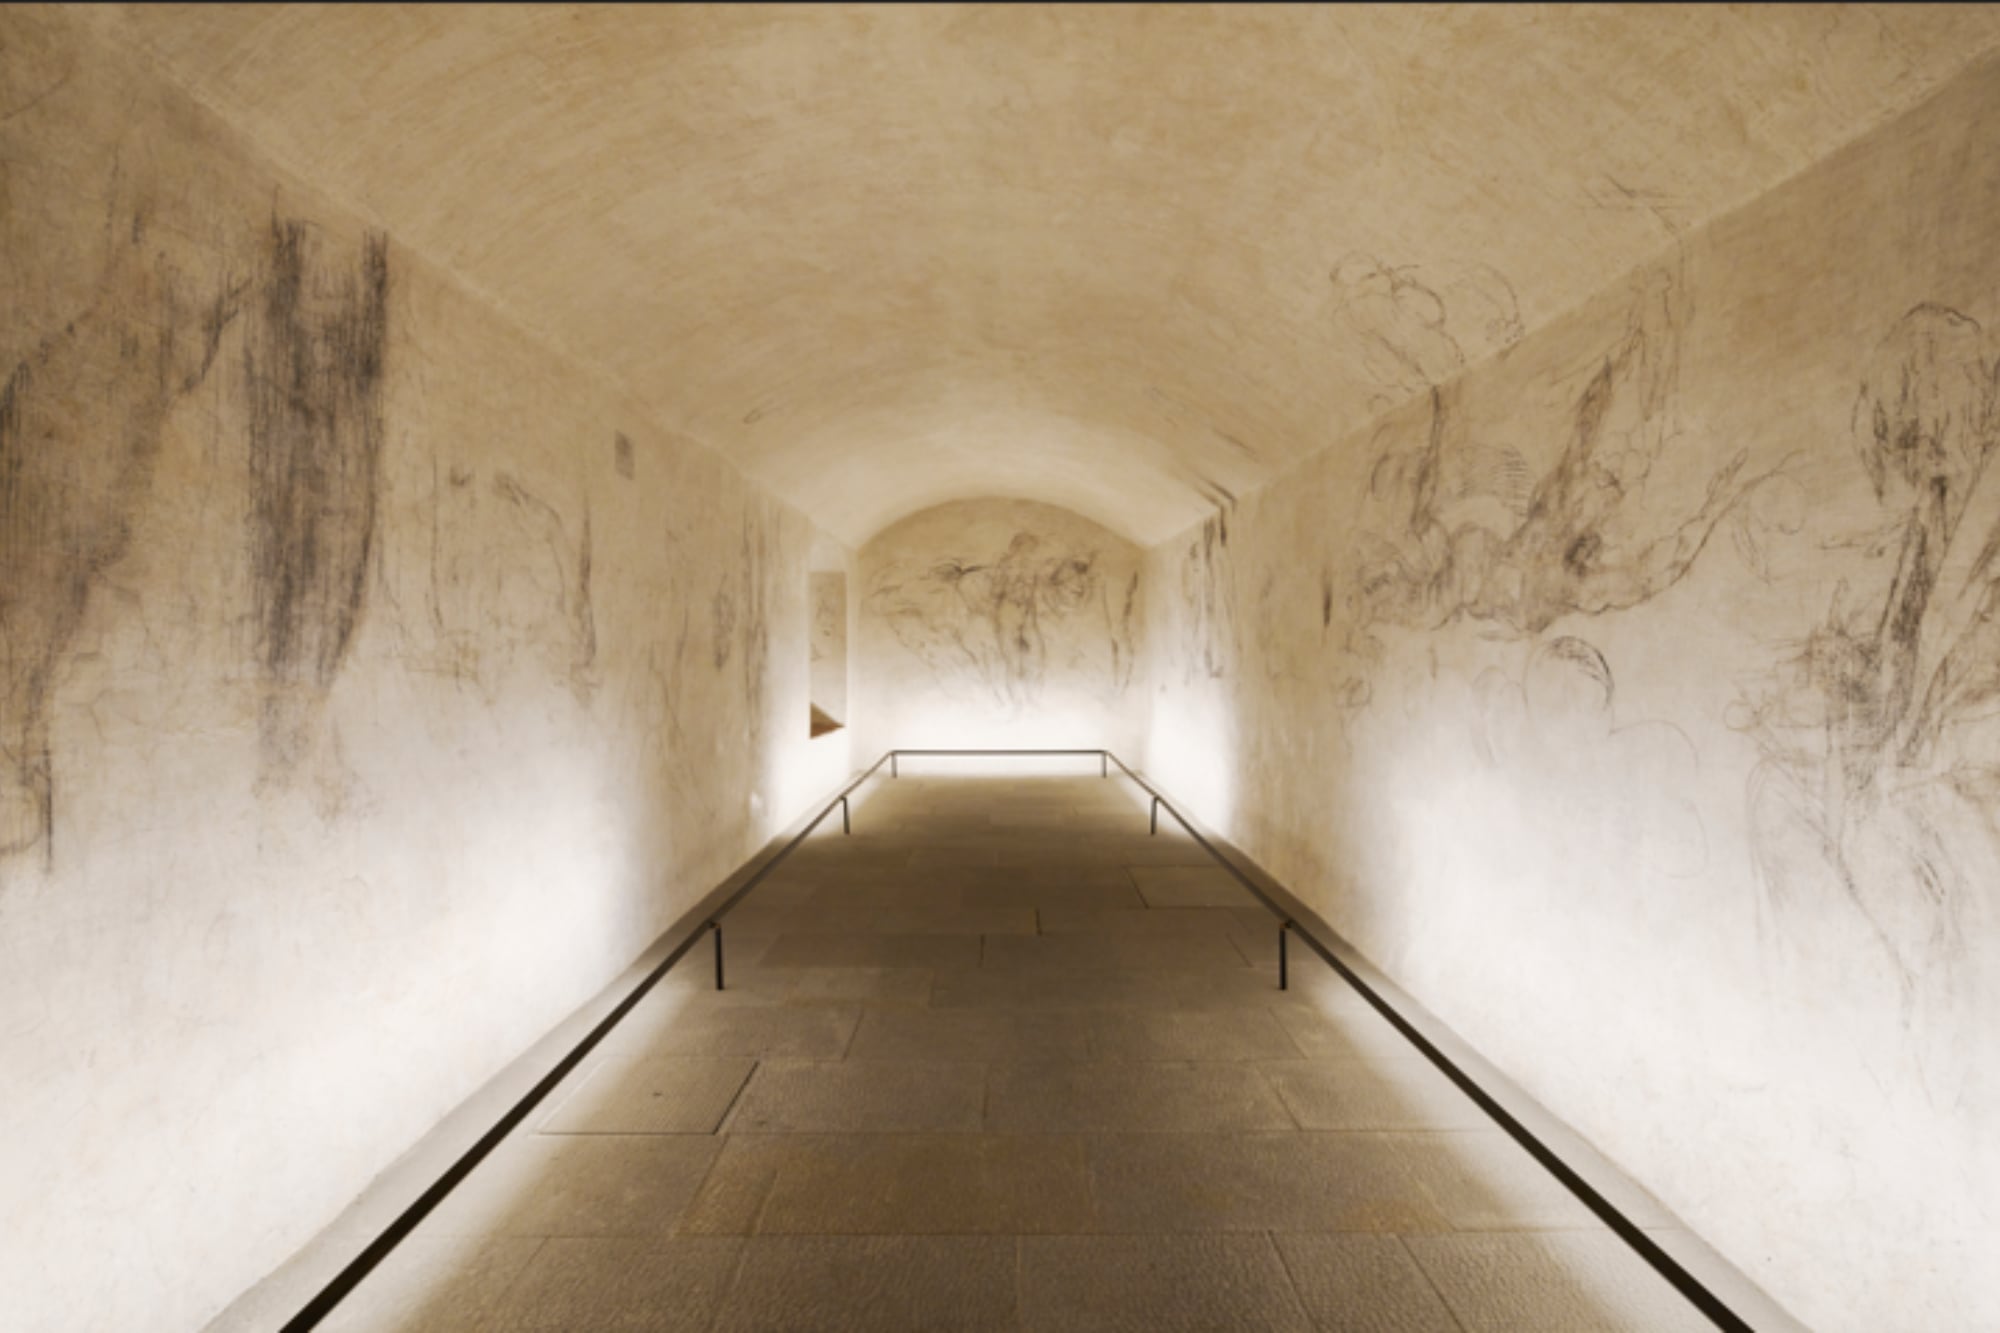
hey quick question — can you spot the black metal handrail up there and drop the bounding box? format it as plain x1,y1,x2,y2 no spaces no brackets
283,745,1753,1333
1101,750,1754,1333
278,752,893,1332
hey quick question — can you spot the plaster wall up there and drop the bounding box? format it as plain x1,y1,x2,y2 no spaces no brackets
1144,55,2000,1331
855,499,1145,757
0,12,849,1331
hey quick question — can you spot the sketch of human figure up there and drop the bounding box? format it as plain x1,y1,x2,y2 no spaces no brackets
1351,249,1776,645
1735,304,2000,992
1,201,243,865
869,530,1102,711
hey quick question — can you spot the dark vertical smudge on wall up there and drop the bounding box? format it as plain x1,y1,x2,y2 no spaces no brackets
614,431,635,480
574,505,597,696
244,219,389,780
1,207,240,866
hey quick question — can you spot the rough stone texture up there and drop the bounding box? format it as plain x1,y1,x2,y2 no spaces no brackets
855,497,1145,755
1144,50,2000,1331
0,12,849,1332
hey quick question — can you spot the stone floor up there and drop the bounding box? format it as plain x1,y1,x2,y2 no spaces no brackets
320,767,1715,1331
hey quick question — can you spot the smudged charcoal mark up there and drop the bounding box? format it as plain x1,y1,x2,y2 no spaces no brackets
575,506,596,686
1107,569,1141,692
1179,514,1233,683
740,508,773,723
614,431,635,480
490,471,596,701
867,529,1107,710
246,219,389,779
711,584,736,670
1212,429,1260,461
1,206,241,866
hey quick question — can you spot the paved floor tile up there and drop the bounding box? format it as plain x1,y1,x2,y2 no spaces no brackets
1087,1008,1303,1061
1405,1230,1716,1332
848,1008,1093,1062
540,1057,755,1135
981,932,1251,972
712,1236,1017,1332
682,1134,1097,1235
1087,1133,1450,1234
759,933,981,970
1019,1234,1311,1332
1264,1060,1492,1131
728,1060,986,1133
986,1062,1295,1133
602,1005,861,1060
423,1135,722,1238
1390,1130,1603,1230
1130,866,1266,908
480,1237,740,1331
319,1235,546,1333
1271,1234,1463,1333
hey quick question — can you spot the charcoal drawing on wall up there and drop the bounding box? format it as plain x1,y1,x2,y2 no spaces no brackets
870,527,1134,712
1,202,241,867
246,219,390,782
1734,303,2000,996
1349,250,1778,650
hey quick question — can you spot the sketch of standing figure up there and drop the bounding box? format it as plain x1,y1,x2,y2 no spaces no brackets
1735,303,2000,993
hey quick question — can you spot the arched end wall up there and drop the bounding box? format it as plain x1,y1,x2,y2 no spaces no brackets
854,499,1147,758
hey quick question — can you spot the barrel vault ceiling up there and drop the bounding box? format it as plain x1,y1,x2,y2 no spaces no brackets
81,3,2000,544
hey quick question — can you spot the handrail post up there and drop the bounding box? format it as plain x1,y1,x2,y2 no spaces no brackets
840,794,851,835
890,752,898,779
1279,921,1291,991
710,921,724,991
1149,795,1160,836
1100,751,1107,778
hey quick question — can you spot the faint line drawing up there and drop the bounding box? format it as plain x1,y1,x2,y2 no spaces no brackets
869,531,1112,710
1732,303,2000,993
1349,248,1788,649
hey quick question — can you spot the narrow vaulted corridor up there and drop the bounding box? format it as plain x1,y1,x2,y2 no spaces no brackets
316,763,1710,1332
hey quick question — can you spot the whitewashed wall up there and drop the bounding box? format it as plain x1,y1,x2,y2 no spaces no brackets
1145,54,2000,1332
0,12,850,1331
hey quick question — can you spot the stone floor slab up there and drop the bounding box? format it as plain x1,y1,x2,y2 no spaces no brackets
847,1007,1093,1062
479,1237,741,1331
728,1059,986,1134
986,1061,1295,1133
682,1134,1097,1235
1271,1234,1464,1333
1018,1234,1311,1332
540,1056,755,1135
1404,1230,1716,1332
422,1135,722,1238
712,1235,1018,1332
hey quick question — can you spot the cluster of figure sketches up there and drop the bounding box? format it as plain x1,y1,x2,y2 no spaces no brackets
1734,304,2000,995
870,531,1131,710
1349,250,1783,649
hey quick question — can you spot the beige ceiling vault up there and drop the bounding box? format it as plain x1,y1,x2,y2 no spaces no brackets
84,3,2000,545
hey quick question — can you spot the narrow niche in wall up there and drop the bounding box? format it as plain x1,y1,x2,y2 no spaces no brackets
809,570,848,737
